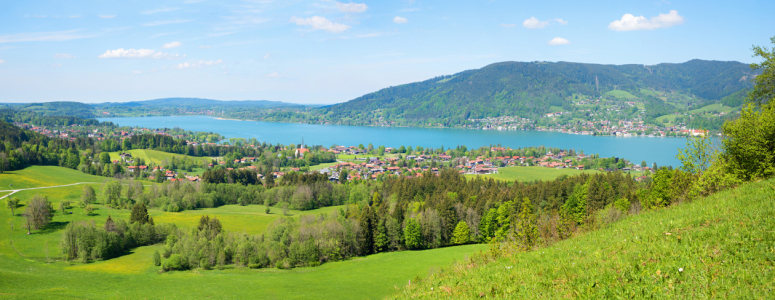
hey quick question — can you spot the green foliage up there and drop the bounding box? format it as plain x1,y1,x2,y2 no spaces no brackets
494,201,513,241
676,132,717,174
81,185,96,207
24,194,54,231
451,221,470,245
613,197,630,213
403,218,422,249
515,198,538,249
153,250,161,266
748,36,775,106
6,197,18,216
163,254,188,271
721,102,775,181
130,203,150,225
561,183,588,225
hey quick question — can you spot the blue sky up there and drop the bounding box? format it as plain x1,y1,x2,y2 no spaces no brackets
0,0,772,104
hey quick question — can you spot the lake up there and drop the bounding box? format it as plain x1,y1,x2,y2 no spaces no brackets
98,116,688,167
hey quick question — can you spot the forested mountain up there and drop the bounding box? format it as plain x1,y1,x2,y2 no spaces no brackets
326,59,756,125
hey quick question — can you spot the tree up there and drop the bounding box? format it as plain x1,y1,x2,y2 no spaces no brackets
81,185,96,207
59,201,70,215
404,218,422,249
676,132,717,175
516,198,538,249
23,194,53,232
748,36,775,107
374,219,388,253
103,180,122,206
130,203,150,225
339,169,348,184
6,197,18,216
561,183,588,225
99,152,111,165
104,215,116,232
358,205,375,255
153,250,162,267
641,160,647,168
371,191,382,208
451,221,470,245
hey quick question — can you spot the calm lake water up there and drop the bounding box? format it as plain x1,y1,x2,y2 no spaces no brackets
99,116,687,167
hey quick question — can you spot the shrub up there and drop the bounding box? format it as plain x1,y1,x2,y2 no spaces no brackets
163,254,188,271
153,250,161,266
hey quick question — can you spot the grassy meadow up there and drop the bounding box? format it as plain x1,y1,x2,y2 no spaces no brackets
392,178,775,299
0,166,487,299
465,166,603,182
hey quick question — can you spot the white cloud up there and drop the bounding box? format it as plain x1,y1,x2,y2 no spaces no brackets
162,41,182,49
141,7,180,14
143,19,192,26
523,17,549,29
199,45,211,49
0,59,5,64
133,70,143,74
50,64,62,67
99,15,116,19
555,18,568,25
290,16,350,33
500,23,516,28
98,48,179,59
0,30,93,43
608,10,684,31
266,72,279,77
393,16,408,24
54,53,75,59
337,2,368,13
547,37,570,45
263,53,270,59
173,59,223,69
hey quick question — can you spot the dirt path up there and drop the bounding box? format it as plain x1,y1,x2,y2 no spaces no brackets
0,182,100,200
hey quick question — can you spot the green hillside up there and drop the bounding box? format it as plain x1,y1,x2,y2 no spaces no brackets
465,166,604,182
391,178,775,299
326,60,756,125
0,166,487,299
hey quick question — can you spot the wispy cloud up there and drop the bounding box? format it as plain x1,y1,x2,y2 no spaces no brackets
393,16,408,24
199,45,211,49
150,32,178,39
141,7,181,15
0,59,5,64
500,23,516,28
162,41,182,49
263,53,270,59
336,2,368,13
54,53,75,58
143,19,192,26
266,72,279,77
555,18,568,25
608,10,684,31
99,15,116,19
547,37,570,45
183,0,206,3
0,30,94,43
98,48,179,59
290,16,350,33
173,59,223,69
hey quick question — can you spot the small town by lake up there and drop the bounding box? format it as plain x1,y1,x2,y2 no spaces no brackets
99,115,689,167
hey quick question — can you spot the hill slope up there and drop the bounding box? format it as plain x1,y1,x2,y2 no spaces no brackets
327,59,756,124
391,178,775,299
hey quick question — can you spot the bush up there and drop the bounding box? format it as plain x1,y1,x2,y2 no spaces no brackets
153,250,161,266
163,254,188,271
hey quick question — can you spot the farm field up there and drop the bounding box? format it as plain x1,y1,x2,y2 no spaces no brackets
0,166,487,299
392,178,775,299
688,103,739,114
465,166,604,182
0,165,109,190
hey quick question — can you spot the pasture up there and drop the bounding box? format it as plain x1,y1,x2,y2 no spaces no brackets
0,166,487,299
465,166,602,182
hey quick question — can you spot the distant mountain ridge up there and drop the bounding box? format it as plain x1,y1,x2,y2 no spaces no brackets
324,59,757,123
96,97,303,108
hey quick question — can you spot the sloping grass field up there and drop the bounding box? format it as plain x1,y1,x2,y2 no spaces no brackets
466,166,603,182
0,166,487,299
108,149,212,166
391,178,775,299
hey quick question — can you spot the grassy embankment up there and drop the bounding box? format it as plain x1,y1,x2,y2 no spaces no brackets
391,178,775,299
0,166,486,299
466,166,606,182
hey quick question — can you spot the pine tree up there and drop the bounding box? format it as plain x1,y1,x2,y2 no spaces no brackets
130,203,150,225
373,218,388,253
403,218,422,249
516,197,538,250
358,205,375,255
